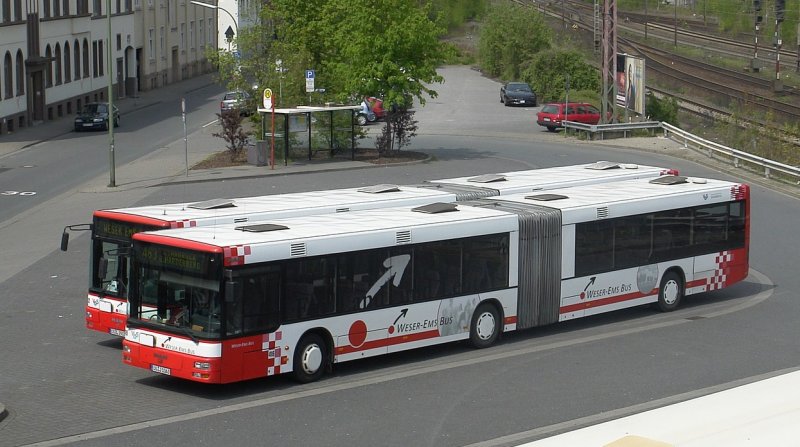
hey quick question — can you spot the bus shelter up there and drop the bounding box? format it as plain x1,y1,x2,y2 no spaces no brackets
256,104,362,166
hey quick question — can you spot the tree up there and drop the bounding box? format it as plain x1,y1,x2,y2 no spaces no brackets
224,0,447,115
478,2,551,80
213,111,251,161
523,50,600,103
376,109,418,154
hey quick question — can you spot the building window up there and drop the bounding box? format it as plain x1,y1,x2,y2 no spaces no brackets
83,38,90,78
98,40,103,76
53,0,60,16
116,34,121,51
64,42,71,83
54,44,62,85
207,19,212,44
74,40,81,80
115,0,119,14
93,0,100,15
92,41,98,77
63,0,69,15
14,49,22,94
198,19,203,48
43,0,50,17
3,51,12,99
45,45,53,86
2,0,10,22
180,23,185,50
148,28,154,60
13,0,20,20
189,21,194,49
160,26,164,59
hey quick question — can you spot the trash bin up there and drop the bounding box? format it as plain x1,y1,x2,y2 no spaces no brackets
247,140,268,166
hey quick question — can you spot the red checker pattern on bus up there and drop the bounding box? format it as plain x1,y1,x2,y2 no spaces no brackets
262,331,287,376
223,245,252,266
170,220,197,229
730,185,747,201
706,251,733,291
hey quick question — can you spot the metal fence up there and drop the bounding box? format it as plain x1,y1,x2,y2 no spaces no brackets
563,120,800,185
661,122,800,185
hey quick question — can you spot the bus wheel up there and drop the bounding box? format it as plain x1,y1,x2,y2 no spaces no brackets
470,303,500,349
657,271,683,312
292,333,326,383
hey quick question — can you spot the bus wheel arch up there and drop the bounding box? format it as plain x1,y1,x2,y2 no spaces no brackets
469,300,503,349
657,268,685,312
292,329,332,383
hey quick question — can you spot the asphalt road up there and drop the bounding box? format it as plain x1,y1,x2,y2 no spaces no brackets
0,66,797,447
0,81,224,224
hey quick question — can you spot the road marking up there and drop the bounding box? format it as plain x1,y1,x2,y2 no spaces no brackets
201,119,218,128
22,269,772,447
1,191,37,196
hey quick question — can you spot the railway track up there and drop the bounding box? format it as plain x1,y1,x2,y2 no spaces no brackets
521,0,800,131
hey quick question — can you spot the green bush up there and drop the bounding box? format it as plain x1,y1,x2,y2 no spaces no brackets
645,92,679,125
522,50,600,103
478,2,550,80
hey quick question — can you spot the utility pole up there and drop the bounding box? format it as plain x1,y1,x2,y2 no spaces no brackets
774,0,785,92
753,0,762,72
600,0,617,124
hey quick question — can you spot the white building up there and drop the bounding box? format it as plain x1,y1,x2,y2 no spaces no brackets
0,0,216,135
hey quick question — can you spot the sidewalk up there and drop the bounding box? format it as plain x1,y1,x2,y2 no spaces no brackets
0,74,378,191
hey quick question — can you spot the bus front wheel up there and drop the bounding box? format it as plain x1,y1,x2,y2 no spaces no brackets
657,271,683,312
292,333,327,383
470,303,501,349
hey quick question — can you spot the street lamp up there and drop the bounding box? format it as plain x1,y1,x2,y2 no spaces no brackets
107,0,115,187
190,0,238,49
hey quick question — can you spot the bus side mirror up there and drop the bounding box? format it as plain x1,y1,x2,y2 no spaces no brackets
225,281,237,303
98,257,108,280
60,223,92,252
60,232,70,251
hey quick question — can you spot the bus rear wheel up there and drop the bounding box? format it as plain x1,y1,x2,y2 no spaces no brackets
292,333,327,383
657,271,683,312
470,303,501,349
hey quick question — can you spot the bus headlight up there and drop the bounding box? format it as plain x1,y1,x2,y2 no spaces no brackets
122,344,131,353
194,361,211,370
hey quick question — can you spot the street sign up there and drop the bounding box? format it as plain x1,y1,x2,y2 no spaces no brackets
263,88,273,109
305,69,315,93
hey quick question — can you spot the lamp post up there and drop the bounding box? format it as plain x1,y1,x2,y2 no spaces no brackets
190,0,238,49
107,0,115,187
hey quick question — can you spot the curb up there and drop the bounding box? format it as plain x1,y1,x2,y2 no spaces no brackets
156,154,434,187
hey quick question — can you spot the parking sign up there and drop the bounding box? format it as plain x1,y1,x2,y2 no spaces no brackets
305,69,315,93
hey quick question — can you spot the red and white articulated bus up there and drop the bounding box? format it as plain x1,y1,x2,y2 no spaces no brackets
122,174,748,383
61,162,676,338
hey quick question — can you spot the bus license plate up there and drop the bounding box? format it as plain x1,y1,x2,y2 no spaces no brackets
109,328,125,336
151,364,171,375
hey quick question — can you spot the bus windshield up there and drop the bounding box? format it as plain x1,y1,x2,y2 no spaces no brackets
130,243,223,338
91,216,162,298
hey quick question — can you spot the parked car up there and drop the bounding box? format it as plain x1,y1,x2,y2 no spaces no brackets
220,91,252,116
366,97,386,120
74,102,119,131
500,82,537,107
536,102,606,131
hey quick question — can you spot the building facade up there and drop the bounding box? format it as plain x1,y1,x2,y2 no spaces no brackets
0,0,216,135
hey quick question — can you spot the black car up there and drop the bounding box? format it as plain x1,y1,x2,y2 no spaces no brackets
500,82,537,107
74,102,120,131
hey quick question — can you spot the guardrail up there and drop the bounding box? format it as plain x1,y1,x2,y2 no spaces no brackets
661,122,800,185
562,119,799,185
564,120,662,139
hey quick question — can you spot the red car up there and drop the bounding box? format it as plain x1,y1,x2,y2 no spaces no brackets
536,102,606,132
366,97,386,120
